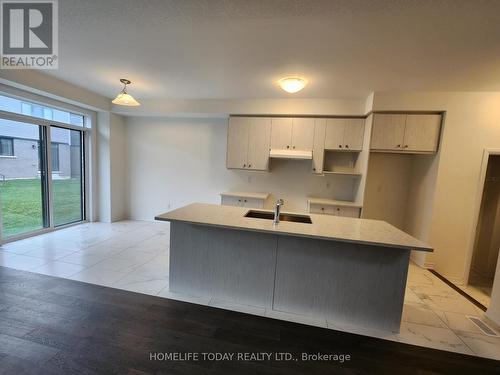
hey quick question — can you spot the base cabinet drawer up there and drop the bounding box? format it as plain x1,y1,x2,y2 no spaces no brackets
332,206,361,218
221,196,264,208
221,196,241,206
310,203,361,218
243,198,264,209
309,204,335,215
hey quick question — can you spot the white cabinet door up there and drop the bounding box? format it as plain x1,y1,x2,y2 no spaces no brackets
242,198,264,209
343,119,365,151
338,207,361,218
221,196,243,206
227,117,249,169
291,118,314,151
324,119,346,150
247,117,271,170
403,115,441,153
312,119,326,174
371,114,406,151
270,118,293,149
309,203,334,215
221,196,264,208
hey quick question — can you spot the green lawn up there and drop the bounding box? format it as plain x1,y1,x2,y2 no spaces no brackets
0,178,82,238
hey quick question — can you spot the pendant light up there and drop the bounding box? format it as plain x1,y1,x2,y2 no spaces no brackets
112,79,140,106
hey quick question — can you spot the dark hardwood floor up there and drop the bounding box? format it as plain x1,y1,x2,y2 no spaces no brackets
0,267,498,375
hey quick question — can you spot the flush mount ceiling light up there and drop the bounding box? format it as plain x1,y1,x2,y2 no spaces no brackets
278,77,308,93
112,78,140,106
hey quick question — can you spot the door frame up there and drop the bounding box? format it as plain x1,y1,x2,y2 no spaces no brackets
465,148,500,284
0,110,89,244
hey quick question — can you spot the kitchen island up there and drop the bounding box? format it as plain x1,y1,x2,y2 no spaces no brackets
155,203,432,332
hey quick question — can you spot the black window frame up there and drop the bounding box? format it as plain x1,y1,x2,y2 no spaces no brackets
0,137,14,156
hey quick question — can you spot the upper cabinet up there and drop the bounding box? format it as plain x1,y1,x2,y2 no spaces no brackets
227,117,271,170
403,115,442,152
247,117,273,170
370,114,406,150
371,114,442,153
226,117,249,169
325,118,365,151
311,118,326,174
292,118,315,150
270,117,314,151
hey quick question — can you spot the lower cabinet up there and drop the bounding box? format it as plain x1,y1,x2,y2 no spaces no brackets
220,192,268,209
331,206,361,218
309,200,361,218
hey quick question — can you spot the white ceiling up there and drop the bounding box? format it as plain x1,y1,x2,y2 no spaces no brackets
47,0,500,100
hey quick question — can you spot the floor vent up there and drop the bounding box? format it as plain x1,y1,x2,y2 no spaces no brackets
467,316,499,337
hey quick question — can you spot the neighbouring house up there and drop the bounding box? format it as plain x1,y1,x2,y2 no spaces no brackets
0,96,82,180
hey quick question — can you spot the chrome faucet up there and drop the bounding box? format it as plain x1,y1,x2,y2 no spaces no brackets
273,199,284,225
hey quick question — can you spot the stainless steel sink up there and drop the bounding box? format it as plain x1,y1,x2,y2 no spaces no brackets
244,210,312,224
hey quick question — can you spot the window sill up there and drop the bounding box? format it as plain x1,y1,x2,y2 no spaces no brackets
0,155,17,159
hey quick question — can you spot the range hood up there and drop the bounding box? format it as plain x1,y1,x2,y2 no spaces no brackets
269,149,313,160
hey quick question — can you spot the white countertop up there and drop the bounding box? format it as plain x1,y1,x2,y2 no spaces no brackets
155,203,433,252
308,197,363,208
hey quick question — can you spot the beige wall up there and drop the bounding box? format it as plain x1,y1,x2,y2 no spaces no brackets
363,153,414,228
0,70,110,111
405,154,440,266
362,152,438,266
97,112,127,222
125,116,362,221
109,114,128,221
373,92,500,284
113,98,366,117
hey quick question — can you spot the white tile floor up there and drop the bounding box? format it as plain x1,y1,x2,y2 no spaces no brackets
1,220,500,361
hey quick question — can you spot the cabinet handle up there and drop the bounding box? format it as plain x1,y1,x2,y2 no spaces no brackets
345,145,349,148
404,145,408,148
244,199,247,202
286,145,290,149
321,207,325,211
243,164,246,167
396,144,401,148
313,167,316,171
248,164,251,168
339,144,342,148
238,199,241,202
336,208,340,211
293,146,296,149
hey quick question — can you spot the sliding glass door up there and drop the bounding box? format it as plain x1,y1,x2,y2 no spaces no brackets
50,126,84,226
0,94,87,242
0,119,49,238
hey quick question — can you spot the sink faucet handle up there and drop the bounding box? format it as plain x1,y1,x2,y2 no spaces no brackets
273,199,284,225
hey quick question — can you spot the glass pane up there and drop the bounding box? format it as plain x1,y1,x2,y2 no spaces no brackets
51,126,83,226
0,119,48,238
0,94,85,127
0,138,14,156
51,143,59,171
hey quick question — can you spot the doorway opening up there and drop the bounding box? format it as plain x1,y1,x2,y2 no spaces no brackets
467,154,500,307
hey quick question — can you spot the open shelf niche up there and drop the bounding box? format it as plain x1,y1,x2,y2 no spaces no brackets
309,114,374,213
323,150,362,176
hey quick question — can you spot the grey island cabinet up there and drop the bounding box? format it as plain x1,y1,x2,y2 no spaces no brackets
155,203,432,332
